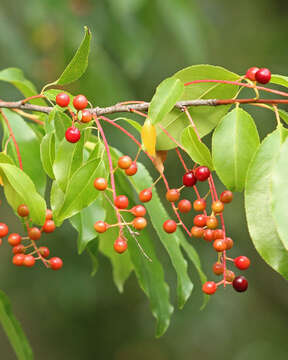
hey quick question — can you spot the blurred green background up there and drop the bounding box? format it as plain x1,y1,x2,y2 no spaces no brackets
1,0,288,359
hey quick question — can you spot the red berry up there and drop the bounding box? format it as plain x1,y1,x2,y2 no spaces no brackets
17,204,29,217
0,223,8,237
114,195,129,209
13,244,25,254
23,255,35,267
131,205,146,217
46,209,53,220
28,227,41,241
12,253,25,266
113,237,127,254
191,226,204,238
178,199,192,213
232,276,248,292
39,246,50,258
206,216,218,229
225,270,235,282
193,198,206,212
202,281,217,295
73,94,88,110
193,214,207,227
234,256,250,270
65,127,81,143
49,257,63,270
166,189,180,202
213,239,227,252
203,229,214,242
118,156,132,169
125,162,138,176
182,171,197,187
139,189,152,203
81,109,92,123
94,221,107,233
255,68,271,84
245,67,259,81
163,220,177,233
94,177,108,191
213,262,224,275
225,237,234,250
213,229,224,239
195,166,210,181
42,220,56,233
220,190,233,204
212,200,224,214
56,92,70,107
8,233,22,246
133,217,147,230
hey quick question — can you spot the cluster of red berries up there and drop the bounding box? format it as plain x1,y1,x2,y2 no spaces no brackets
0,206,62,270
56,93,92,144
245,67,271,84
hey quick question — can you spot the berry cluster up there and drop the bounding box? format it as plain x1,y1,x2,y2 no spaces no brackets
0,206,62,270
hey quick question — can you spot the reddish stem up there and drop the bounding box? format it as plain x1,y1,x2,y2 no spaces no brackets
175,148,189,172
20,94,45,104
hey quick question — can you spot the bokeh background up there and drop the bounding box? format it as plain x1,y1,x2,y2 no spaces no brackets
1,0,288,359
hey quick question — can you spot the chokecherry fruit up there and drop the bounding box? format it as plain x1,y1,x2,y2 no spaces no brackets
46,209,53,220
178,199,192,213
132,217,147,230
114,195,129,209
80,109,92,123
234,256,250,270
220,190,233,204
213,239,227,252
0,223,9,237
94,177,108,191
213,262,224,275
195,166,210,181
8,233,22,246
113,237,127,254
131,205,146,217
65,127,81,143
12,253,25,266
43,220,56,233
125,162,138,176
23,255,35,267
39,246,50,258
118,156,132,169
17,204,29,217
203,229,214,242
163,220,177,233
225,237,234,250
139,189,152,203
202,281,217,295
225,270,235,282
245,67,259,81
182,171,197,187
255,68,271,84
49,257,63,270
166,189,180,202
232,276,248,292
193,214,207,227
94,221,107,233
191,226,204,238
206,216,218,229
13,244,25,254
193,198,206,212
56,92,70,107
28,227,41,241
213,229,224,239
73,94,88,110
212,200,224,214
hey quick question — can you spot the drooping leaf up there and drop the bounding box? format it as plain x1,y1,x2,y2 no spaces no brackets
148,77,184,125
0,163,46,225
156,65,240,150
40,132,55,179
1,109,46,196
181,126,213,169
0,290,33,360
86,239,100,276
245,128,288,279
212,107,260,192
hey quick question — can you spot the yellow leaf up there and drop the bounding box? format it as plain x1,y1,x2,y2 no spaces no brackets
141,119,156,157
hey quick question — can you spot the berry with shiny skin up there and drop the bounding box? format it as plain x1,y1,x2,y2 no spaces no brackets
206,216,218,229
23,255,35,267
46,209,53,220
195,166,210,181
245,67,259,81
225,270,235,282
113,237,127,254
65,127,81,143
94,177,108,191
255,68,271,84
139,189,152,203
8,233,21,246
43,220,56,233
73,94,88,110
234,256,250,270
17,204,29,217
28,227,41,240
94,221,107,233
56,92,70,107
213,262,224,275
39,246,50,258
193,199,206,212
191,226,204,238
12,253,25,266
125,162,138,176
0,223,8,237
166,189,180,202
49,257,63,270
80,109,92,123
203,229,214,242
202,281,217,295
225,237,234,250
131,205,146,217
114,195,129,209
133,217,147,230
213,239,227,252
193,214,207,227
212,200,224,214
220,190,233,204
13,244,25,254
213,229,224,239
233,276,248,292
118,156,132,169
182,171,197,187
178,199,192,213
163,220,177,233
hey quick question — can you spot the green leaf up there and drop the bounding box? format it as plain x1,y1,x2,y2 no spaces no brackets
270,74,288,88
0,163,46,225
43,89,74,103
181,126,213,169
86,239,100,276
113,117,142,133
271,137,288,251
0,290,33,360
0,67,45,106
55,27,91,86
1,109,46,196
47,109,72,143
130,163,193,309
212,107,260,192
70,198,106,254
148,77,184,125
245,128,288,279
54,158,106,225
40,132,55,179
156,65,240,150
